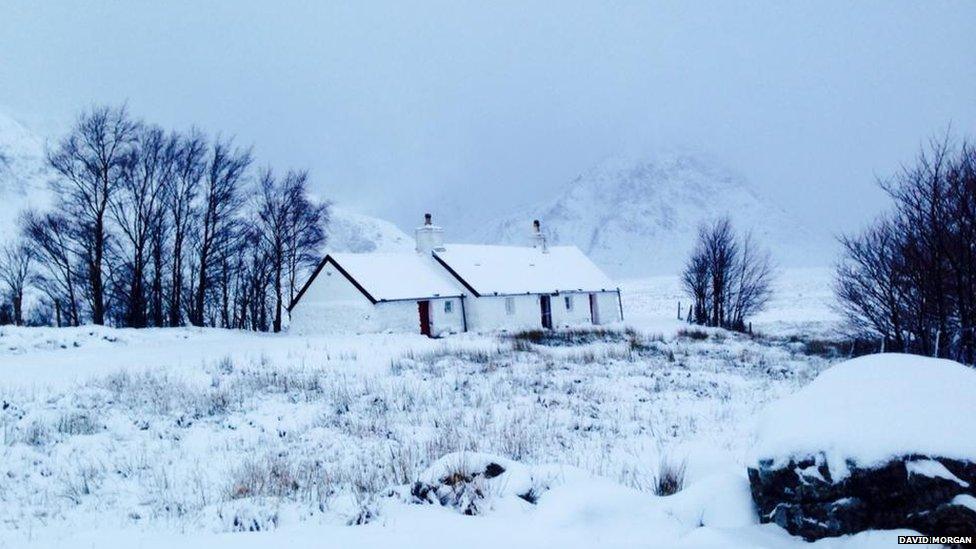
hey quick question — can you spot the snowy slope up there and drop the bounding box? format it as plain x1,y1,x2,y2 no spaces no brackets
0,109,50,239
472,152,826,277
325,207,414,253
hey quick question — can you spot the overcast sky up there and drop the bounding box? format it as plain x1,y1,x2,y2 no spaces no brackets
2,1,974,235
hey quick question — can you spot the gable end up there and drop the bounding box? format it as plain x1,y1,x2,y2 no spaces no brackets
288,255,379,311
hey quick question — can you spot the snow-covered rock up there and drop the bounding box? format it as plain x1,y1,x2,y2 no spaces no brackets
472,151,826,277
753,354,976,473
402,452,543,516
749,354,976,540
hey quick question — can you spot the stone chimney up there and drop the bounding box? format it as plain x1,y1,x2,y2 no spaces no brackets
532,219,548,253
415,213,445,254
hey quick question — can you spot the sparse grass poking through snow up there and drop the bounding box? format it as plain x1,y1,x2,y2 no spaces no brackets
651,455,687,496
0,325,834,537
509,326,638,347
676,328,710,341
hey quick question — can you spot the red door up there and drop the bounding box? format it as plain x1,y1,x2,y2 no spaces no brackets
418,300,431,337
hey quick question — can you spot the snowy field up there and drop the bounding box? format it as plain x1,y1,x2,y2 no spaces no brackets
0,269,911,548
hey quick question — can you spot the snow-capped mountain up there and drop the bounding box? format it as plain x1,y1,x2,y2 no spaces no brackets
472,152,825,277
0,110,51,238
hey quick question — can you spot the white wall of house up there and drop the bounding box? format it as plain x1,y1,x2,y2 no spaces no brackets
550,292,592,327
289,261,465,336
425,297,465,336
593,291,623,324
464,294,543,332
372,297,465,337
462,290,621,332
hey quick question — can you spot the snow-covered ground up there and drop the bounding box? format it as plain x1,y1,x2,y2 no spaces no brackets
0,270,916,548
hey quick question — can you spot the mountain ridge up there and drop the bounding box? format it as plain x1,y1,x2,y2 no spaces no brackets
469,151,826,277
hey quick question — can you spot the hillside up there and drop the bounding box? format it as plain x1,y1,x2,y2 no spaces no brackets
472,152,827,277
325,207,413,253
0,110,51,237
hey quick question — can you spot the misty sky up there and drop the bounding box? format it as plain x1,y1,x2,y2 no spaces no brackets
2,1,974,236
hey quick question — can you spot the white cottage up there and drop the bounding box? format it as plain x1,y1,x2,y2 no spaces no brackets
288,215,623,336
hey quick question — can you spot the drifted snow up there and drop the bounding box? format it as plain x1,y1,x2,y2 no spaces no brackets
754,354,976,478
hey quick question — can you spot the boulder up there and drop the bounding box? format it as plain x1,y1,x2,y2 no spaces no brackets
748,454,976,540
749,354,976,541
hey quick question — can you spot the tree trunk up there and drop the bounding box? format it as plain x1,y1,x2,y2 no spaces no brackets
91,217,106,325
169,234,183,327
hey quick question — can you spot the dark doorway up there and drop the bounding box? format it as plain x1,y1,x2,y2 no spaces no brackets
589,293,600,325
418,300,431,337
540,295,553,329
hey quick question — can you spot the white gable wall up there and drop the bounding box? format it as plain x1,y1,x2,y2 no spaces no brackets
290,262,374,335
289,261,465,336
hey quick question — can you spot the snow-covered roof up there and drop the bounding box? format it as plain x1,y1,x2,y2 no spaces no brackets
327,252,464,302
433,244,616,296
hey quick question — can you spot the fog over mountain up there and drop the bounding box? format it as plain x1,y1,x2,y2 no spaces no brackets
470,151,826,277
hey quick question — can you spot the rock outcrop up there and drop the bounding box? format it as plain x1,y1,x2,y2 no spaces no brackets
748,454,976,541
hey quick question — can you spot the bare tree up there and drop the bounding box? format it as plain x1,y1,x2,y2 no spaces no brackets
703,218,738,327
727,232,775,330
681,241,710,325
47,105,138,325
22,210,82,326
254,169,328,332
835,136,976,363
0,241,34,325
284,176,328,309
681,217,774,331
254,169,289,332
189,138,251,327
167,130,207,327
110,125,177,327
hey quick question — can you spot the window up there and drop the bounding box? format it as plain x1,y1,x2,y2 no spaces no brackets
444,300,454,313
505,297,515,315
565,295,574,311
